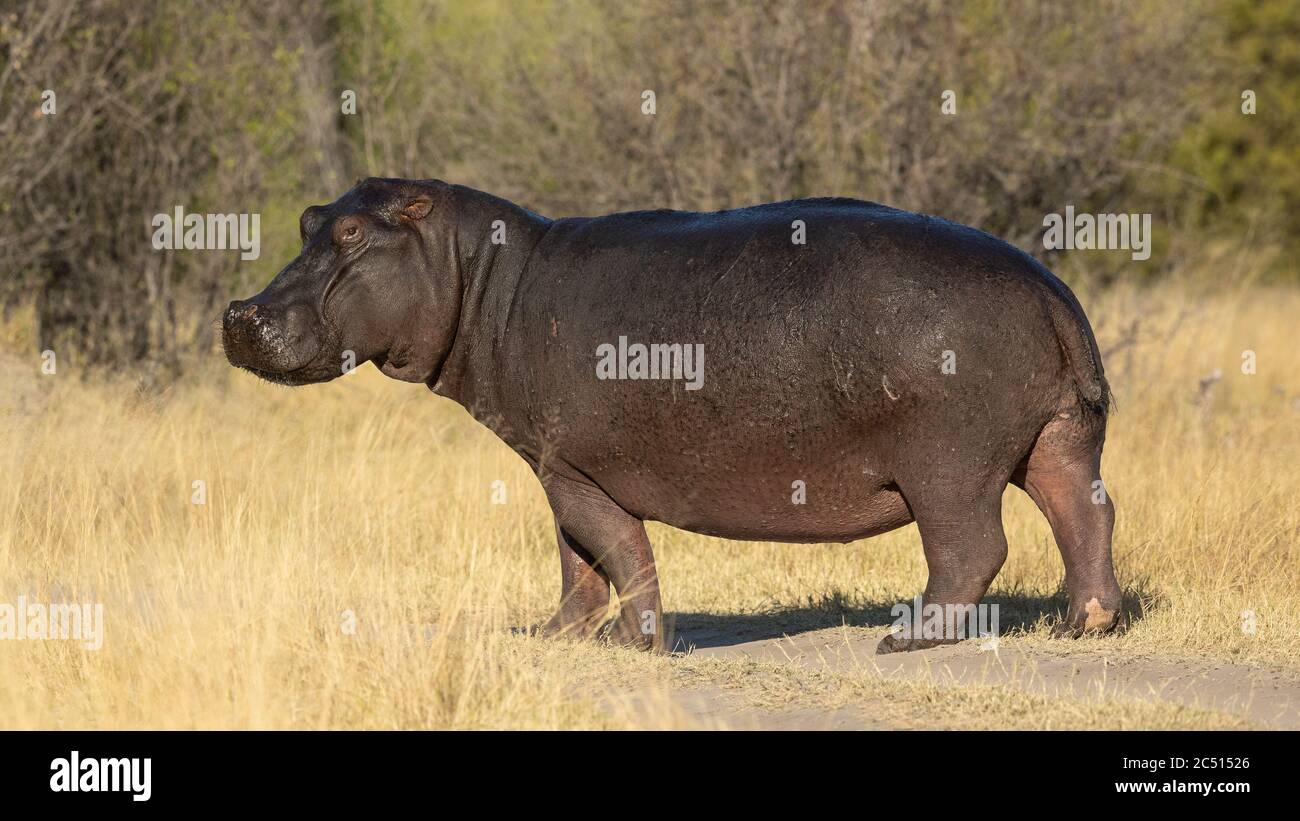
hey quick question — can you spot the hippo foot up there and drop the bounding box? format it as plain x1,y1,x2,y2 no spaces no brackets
538,612,604,641
875,632,955,654
599,615,663,653
1051,597,1128,639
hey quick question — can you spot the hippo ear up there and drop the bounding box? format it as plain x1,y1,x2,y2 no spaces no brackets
401,196,434,221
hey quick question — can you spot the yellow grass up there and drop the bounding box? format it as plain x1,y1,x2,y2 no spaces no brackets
0,279,1296,728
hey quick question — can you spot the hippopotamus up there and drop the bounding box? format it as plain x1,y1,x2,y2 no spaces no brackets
222,177,1124,653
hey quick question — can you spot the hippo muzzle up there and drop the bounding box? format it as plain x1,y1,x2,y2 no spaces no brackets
222,293,327,384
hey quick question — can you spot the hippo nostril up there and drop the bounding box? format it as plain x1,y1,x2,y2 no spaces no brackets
242,305,258,319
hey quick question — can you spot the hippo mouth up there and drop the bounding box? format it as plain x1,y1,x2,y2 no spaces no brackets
236,363,315,386
226,332,338,386
233,339,343,385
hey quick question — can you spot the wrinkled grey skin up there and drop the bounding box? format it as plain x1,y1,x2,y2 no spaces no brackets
224,177,1125,653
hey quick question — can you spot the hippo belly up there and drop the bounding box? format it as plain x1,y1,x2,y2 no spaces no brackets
588,435,917,543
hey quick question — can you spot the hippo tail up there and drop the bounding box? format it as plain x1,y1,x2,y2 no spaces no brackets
1044,290,1110,416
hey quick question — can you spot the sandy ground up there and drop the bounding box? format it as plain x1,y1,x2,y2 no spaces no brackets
658,624,1300,729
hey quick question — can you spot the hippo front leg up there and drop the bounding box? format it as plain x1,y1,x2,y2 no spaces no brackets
539,520,611,640
541,475,664,652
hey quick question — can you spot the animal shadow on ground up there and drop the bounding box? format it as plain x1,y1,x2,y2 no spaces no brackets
664,585,1155,652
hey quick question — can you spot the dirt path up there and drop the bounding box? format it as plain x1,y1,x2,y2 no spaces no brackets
666,625,1300,730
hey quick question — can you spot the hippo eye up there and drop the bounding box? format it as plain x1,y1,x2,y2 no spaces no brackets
333,217,365,248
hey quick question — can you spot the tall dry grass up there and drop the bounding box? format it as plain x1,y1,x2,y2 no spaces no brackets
0,279,1296,728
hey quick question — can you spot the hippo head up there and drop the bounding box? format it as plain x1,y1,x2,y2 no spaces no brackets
222,178,459,387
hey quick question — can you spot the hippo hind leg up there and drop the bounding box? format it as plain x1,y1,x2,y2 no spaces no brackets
877,479,1009,654
539,475,664,652
1012,410,1125,638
